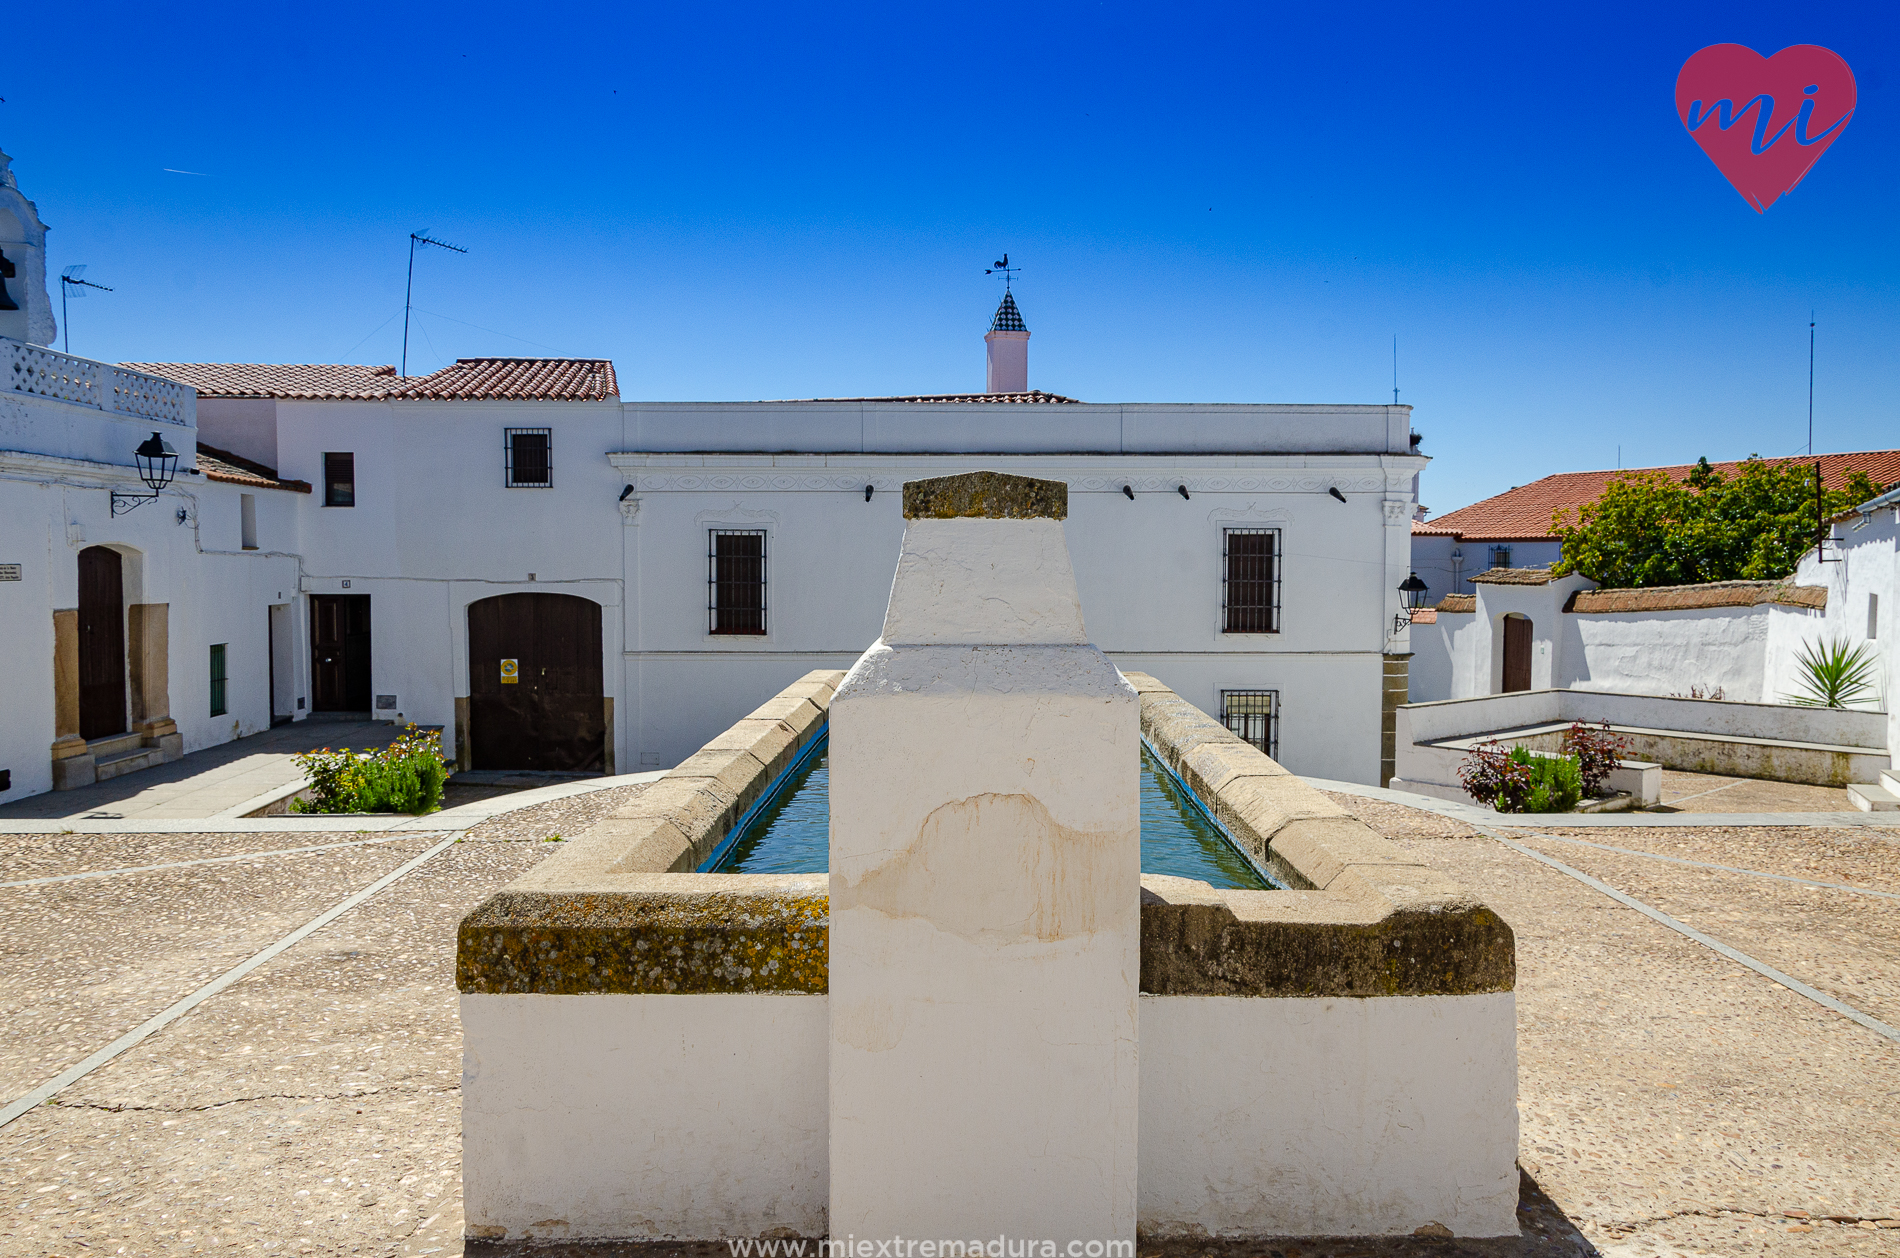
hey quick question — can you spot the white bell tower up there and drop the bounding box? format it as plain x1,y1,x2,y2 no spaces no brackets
0,147,56,346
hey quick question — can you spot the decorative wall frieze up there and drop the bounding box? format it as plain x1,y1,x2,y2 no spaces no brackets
627,471,1390,495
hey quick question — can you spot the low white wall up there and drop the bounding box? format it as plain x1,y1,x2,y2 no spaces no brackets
461,993,829,1243
1138,993,1518,1238
1562,606,1770,702
1400,688,1886,750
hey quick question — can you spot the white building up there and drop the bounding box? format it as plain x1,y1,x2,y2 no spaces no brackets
2,150,1428,801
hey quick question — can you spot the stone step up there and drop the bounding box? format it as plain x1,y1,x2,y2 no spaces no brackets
94,746,165,782
1845,782,1900,813
1880,768,1900,795
86,731,145,759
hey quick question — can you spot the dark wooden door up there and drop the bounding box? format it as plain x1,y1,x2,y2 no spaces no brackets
468,593,604,771
77,546,126,740
1502,616,1533,693
311,595,372,712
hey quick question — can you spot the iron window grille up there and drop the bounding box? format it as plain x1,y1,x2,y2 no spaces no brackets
1220,689,1278,759
505,428,552,488
209,643,228,717
1222,528,1280,633
1489,545,1513,570
709,529,767,635
323,452,355,507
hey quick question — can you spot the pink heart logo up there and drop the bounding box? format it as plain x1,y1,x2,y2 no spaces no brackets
1676,44,1856,213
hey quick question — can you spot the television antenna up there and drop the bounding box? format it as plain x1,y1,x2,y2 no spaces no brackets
59,266,113,354
402,229,468,377
984,253,1021,291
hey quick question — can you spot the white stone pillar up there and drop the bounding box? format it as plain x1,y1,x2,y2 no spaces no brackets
829,472,1140,1243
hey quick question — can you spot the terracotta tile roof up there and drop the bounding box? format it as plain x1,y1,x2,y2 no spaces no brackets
393,358,618,402
1470,566,1556,585
1408,608,1438,624
1565,580,1826,614
1423,450,1900,541
1411,518,1460,536
125,362,398,400
1434,594,1476,613
124,357,618,402
794,390,1081,404
193,443,312,493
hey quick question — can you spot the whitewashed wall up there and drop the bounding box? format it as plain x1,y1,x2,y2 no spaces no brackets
1560,605,1770,701
1769,507,1900,758
0,378,305,801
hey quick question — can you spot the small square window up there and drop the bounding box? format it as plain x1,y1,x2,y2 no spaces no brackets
506,428,552,488
209,643,228,717
1220,689,1278,759
1222,528,1280,633
323,453,355,507
709,530,767,635
1489,545,1513,570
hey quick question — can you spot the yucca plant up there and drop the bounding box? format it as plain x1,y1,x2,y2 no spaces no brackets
1783,637,1881,709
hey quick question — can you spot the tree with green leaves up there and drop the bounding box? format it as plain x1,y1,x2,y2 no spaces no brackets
1551,457,1880,589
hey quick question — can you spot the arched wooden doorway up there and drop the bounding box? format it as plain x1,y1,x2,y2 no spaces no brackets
78,546,127,740
1501,614,1533,693
466,593,605,771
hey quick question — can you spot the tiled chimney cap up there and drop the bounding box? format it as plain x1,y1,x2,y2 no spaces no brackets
989,291,1027,332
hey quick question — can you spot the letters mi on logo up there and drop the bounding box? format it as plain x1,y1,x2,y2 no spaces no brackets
1676,44,1856,213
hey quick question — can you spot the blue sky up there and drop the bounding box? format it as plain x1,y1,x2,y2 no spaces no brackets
4,2,1895,512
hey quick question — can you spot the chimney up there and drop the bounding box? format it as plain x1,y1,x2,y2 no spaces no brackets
984,291,1029,394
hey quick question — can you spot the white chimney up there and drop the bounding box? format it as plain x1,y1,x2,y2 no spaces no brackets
984,290,1029,394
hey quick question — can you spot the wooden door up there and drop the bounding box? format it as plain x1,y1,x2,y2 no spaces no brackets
77,546,126,740
311,595,372,712
467,593,604,771
1502,615,1533,693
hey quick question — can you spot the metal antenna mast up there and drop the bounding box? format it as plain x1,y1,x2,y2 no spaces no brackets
402,230,468,377
1392,335,1399,405
59,266,113,355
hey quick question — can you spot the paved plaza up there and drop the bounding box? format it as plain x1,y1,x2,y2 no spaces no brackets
0,778,1895,1256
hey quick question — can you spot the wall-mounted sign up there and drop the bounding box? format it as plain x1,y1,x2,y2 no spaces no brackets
0,564,20,581
376,694,397,709
500,658,519,684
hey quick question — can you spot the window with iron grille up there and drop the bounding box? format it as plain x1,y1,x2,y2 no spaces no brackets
1222,528,1280,633
709,530,767,634
1489,544,1513,570
1220,689,1278,759
209,643,228,717
323,452,354,507
505,428,552,487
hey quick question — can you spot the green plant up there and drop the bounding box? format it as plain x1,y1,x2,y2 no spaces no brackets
1457,741,1582,813
1512,747,1582,813
1783,637,1881,709
1561,721,1627,796
1551,457,1879,588
290,724,448,815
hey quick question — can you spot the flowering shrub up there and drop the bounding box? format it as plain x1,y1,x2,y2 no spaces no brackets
1458,741,1581,814
1560,720,1627,797
290,724,447,815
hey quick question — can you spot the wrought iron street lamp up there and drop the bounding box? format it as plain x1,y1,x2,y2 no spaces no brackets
111,431,179,515
1393,571,1430,635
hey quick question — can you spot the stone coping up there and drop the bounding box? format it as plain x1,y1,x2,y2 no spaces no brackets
459,671,1512,999
1123,672,1514,997
902,470,1067,520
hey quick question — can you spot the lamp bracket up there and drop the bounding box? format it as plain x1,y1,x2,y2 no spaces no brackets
111,490,160,517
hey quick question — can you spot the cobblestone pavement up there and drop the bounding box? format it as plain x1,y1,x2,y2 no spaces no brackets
3,794,1897,1256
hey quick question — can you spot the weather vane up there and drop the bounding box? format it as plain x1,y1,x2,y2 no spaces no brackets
984,253,1020,291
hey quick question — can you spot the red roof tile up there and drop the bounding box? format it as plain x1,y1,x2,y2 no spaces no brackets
1423,450,1900,541
1565,580,1826,613
1470,567,1556,586
126,363,398,400
1434,594,1476,613
1411,518,1460,536
193,443,312,493
394,358,618,402
1408,608,1438,624
125,358,618,402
